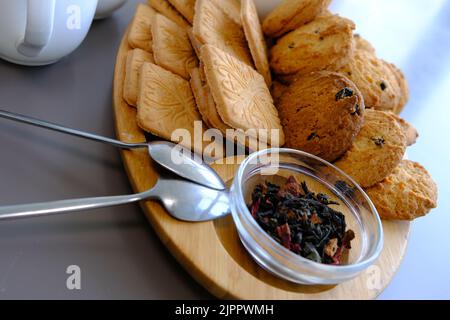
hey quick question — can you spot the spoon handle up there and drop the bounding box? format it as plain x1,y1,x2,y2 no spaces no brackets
0,109,148,149
0,191,156,221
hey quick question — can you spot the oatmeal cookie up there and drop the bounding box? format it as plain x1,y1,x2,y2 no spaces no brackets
365,160,438,220
262,0,332,38
354,34,375,54
270,14,355,76
334,109,407,188
277,71,365,162
391,113,418,146
336,49,408,114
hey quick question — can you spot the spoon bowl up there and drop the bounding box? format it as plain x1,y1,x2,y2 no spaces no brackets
0,109,226,190
0,173,231,222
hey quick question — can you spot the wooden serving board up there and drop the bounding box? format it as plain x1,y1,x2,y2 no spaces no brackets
113,27,411,299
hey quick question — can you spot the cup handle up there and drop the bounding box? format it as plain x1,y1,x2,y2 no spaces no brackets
17,0,56,57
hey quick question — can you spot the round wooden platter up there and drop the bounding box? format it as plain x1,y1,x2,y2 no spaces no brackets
113,27,411,299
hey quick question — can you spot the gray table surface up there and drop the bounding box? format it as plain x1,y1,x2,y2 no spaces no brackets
0,0,449,300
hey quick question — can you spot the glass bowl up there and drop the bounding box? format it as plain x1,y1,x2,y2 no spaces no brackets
229,148,384,285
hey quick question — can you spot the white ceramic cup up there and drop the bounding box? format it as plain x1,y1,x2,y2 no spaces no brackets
0,0,98,66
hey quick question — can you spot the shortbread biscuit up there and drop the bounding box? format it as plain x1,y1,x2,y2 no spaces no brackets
335,109,407,188
148,0,190,28
270,14,355,76
137,62,204,151
277,71,365,162
365,160,438,220
187,28,202,58
262,0,332,38
201,45,284,146
193,0,253,66
128,4,156,52
190,68,231,132
190,67,212,127
152,13,198,79
190,68,261,150
168,0,195,23
241,0,272,86
336,49,408,114
212,0,242,25
123,48,155,107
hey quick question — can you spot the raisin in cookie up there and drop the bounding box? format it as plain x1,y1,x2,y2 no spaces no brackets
278,71,365,162
270,14,355,76
336,49,409,114
334,109,407,188
365,160,438,220
262,0,332,38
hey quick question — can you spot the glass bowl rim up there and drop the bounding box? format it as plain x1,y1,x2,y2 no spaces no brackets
232,147,384,274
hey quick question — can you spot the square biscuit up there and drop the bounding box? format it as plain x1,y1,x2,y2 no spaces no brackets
190,68,261,151
190,68,230,132
148,0,190,28
212,0,242,25
137,62,204,151
128,4,156,52
124,48,155,107
168,0,195,23
201,45,284,146
187,28,202,59
241,0,272,86
152,13,198,80
193,0,253,66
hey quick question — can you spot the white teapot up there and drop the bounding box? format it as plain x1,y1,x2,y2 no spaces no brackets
0,0,126,66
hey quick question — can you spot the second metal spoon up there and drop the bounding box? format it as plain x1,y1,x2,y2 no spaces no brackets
0,174,231,222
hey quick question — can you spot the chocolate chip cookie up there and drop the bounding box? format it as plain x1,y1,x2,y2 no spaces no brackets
278,71,365,162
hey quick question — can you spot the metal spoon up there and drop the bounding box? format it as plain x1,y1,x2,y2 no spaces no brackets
0,174,230,222
0,109,225,191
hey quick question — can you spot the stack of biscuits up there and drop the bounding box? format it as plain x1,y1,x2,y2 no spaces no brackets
124,0,284,157
121,0,437,221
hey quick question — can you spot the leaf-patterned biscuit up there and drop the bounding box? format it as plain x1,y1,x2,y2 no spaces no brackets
190,67,262,150
193,0,253,66
201,45,284,146
212,0,242,25
365,160,438,220
334,109,407,188
128,4,156,52
190,67,231,132
168,0,195,23
148,0,190,28
262,0,332,38
152,13,198,79
137,62,204,151
241,0,272,86
187,28,202,58
123,48,155,107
